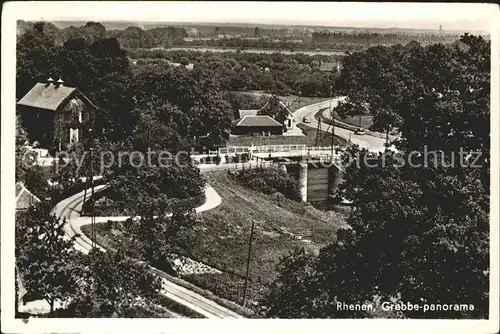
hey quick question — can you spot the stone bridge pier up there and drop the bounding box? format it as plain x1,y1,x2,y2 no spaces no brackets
294,161,345,204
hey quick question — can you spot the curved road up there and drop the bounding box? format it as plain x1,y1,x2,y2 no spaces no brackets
294,97,389,152
51,185,243,319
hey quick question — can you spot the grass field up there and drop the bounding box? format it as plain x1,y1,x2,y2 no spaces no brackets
87,171,347,307
227,123,347,147
234,91,331,112
332,111,374,129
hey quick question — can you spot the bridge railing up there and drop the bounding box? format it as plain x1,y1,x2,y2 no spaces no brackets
210,145,343,156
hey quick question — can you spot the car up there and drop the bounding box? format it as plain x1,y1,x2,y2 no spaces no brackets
354,128,365,135
302,116,311,123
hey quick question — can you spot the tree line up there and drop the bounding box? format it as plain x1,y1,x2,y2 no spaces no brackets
129,48,339,97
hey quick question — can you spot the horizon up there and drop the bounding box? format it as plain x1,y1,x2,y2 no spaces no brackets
11,2,495,33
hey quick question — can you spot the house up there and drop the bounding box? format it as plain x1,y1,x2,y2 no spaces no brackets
238,109,260,118
233,115,284,136
236,95,296,132
259,98,295,130
15,182,41,211
17,78,97,150
319,60,342,74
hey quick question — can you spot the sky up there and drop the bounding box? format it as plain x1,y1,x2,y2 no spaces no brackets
9,1,497,32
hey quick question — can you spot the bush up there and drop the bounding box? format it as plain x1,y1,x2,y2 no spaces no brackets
183,272,267,310
50,177,107,205
232,167,301,201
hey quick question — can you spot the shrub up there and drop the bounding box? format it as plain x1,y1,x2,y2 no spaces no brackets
232,167,301,201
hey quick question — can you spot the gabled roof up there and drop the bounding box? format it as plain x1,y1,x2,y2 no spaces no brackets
17,83,77,111
260,99,293,116
238,109,259,118
235,115,283,127
15,182,41,210
319,62,336,72
17,83,98,112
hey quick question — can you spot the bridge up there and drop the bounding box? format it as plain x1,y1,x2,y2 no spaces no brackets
192,144,343,161
193,144,346,204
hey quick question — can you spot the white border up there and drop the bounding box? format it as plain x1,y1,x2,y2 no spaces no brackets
1,2,499,334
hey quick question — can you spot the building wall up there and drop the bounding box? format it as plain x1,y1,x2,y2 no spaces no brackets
54,96,91,149
19,107,55,148
233,126,283,136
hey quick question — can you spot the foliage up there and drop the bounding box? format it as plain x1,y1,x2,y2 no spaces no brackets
258,95,290,124
15,115,29,182
131,66,234,149
263,34,490,319
17,24,135,142
16,22,61,99
131,49,338,97
24,165,50,200
232,167,301,201
106,153,205,214
262,248,320,318
15,202,76,312
67,248,162,317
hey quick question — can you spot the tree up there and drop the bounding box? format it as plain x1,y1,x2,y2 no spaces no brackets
57,37,135,141
15,202,77,313
259,95,289,124
132,66,234,150
24,165,50,200
263,248,321,318
16,22,60,99
16,115,29,182
263,35,490,319
68,248,162,317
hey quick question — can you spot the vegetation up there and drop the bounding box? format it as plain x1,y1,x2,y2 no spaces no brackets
131,48,339,97
15,201,186,317
17,21,468,54
262,34,490,319
90,171,346,310
16,22,234,151
15,20,490,319
227,123,347,147
233,167,301,201
16,202,77,312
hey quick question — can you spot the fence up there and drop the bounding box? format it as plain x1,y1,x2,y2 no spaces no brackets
215,144,341,156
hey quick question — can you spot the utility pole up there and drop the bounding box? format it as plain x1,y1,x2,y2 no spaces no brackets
330,86,335,158
242,219,256,306
315,118,322,147
148,127,151,151
90,145,95,249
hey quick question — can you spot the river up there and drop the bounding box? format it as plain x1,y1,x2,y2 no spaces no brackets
151,47,346,56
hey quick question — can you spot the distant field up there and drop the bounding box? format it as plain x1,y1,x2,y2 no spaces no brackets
227,123,347,147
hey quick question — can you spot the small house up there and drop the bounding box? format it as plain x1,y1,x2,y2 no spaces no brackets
319,61,342,74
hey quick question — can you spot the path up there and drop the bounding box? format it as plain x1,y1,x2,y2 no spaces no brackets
293,97,390,152
51,184,242,319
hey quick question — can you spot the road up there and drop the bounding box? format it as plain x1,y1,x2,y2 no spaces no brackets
51,185,242,319
293,97,389,153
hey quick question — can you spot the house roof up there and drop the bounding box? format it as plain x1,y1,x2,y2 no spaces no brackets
17,83,77,111
235,115,283,127
17,83,99,112
260,99,293,116
238,109,259,118
319,62,336,72
15,182,41,210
